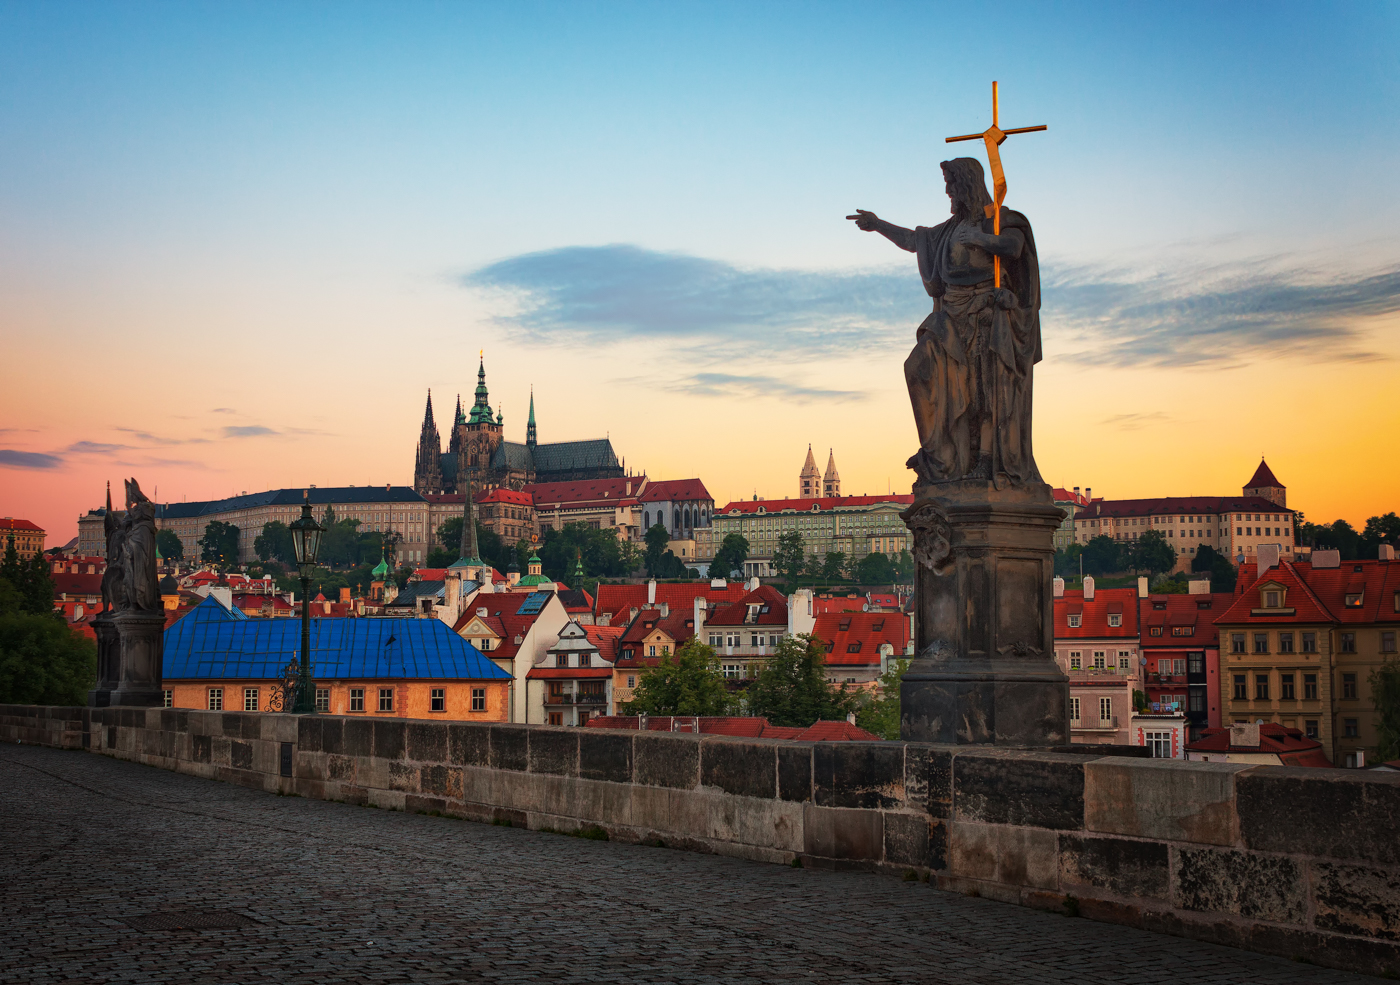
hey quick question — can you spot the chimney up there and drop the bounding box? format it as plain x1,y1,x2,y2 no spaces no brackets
659,602,669,617
1137,576,1149,598
625,479,632,496
1083,575,1095,601
1053,576,1064,598
1086,487,1093,502
1379,544,1396,561
339,587,351,603
323,599,332,615
1257,544,1281,572
477,606,488,617
1311,549,1341,569
1073,486,1080,499
647,579,657,604
629,606,639,621
598,612,611,627
1229,721,1260,749
694,596,706,637
1189,579,1210,595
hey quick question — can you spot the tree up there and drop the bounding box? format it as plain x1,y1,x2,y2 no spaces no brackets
854,551,895,586
1361,513,1400,560
2,538,54,616
623,638,732,716
1371,660,1400,763
539,523,638,581
1054,543,1084,578
155,528,184,561
710,533,750,579
772,531,806,586
1081,535,1121,576
1192,545,1237,592
1130,529,1177,577
199,521,241,567
822,551,848,582
0,612,96,704
891,549,915,587
746,633,858,728
253,521,294,564
644,523,671,578
1306,518,1361,560
855,657,909,740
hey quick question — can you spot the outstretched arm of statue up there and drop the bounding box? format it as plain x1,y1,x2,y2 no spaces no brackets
845,211,916,252
957,224,1024,260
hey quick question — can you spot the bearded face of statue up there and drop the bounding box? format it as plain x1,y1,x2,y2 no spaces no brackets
940,158,993,221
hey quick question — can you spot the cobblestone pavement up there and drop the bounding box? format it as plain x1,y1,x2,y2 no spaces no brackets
0,744,1380,984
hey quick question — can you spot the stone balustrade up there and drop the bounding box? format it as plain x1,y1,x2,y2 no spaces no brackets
2,703,1396,978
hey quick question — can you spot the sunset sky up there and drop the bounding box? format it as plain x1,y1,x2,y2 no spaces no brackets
3,1,1398,544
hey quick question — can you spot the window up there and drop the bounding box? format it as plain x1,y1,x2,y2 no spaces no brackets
163,689,172,708
244,688,259,712
556,652,568,668
1304,720,1319,739
1070,697,1080,722
1099,697,1113,724
709,633,721,647
1265,590,1280,608
1231,634,1246,654
1279,632,1294,654
208,688,223,711
1108,614,1122,628
579,652,591,668
471,688,486,712
847,641,862,653
379,688,394,712
1304,674,1318,700
1171,625,1194,637
1253,633,1269,654
1280,674,1295,699
1093,651,1106,670
1255,675,1269,700
1188,691,1205,713
1067,614,1081,628
315,688,329,712
349,688,365,712
1119,653,1131,671
1233,674,1247,699
1344,718,1359,738
548,712,563,726
431,688,446,712
1343,673,1357,699
1344,593,1362,608
626,676,635,689
480,638,491,651
723,664,742,679
1188,652,1204,675
1385,632,1397,654
1302,632,1316,653
1144,731,1172,758
1069,654,1081,670
1340,632,1356,653
648,645,656,657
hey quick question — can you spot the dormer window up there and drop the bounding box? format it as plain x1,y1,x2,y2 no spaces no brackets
1345,593,1362,608
1153,601,1167,610
846,641,862,653
838,618,851,631
1265,590,1280,608
1150,626,1163,636
1196,600,1212,610
1067,614,1081,628
871,619,885,631
1108,614,1122,628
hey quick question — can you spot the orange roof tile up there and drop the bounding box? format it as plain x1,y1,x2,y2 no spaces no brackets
1054,589,1140,639
811,611,910,666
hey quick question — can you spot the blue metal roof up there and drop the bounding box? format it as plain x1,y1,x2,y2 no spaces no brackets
164,595,509,681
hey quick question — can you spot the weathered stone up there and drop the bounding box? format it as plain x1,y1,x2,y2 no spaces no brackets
904,744,953,818
191,734,211,764
297,716,322,753
954,749,1084,829
883,812,932,867
701,738,776,799
387,761,419,793
448,723,490,767
1085,758,1246,846
1058,833,1169,900
320,717,344,756
777,744,812,803
804,805,883,861
1174,847,1307,925
1313,860,1400,941
372,720,406,760
489,724,529,772
947,820,1058,890
405,722,447,763
529,728,579,776
1237,767,1400,865
633,732,700,789
814,742,905,809
343,719,373,758
578,729,632,783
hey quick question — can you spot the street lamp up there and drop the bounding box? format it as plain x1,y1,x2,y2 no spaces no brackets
288,492,325,714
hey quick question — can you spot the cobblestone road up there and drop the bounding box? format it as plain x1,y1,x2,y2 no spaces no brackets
0,744,1380,984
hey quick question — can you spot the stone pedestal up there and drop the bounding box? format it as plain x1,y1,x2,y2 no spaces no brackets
109,610,165,707
899,479,1069,745
87,611,120,707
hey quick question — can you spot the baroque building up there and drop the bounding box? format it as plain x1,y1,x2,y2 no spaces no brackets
412,359,625,495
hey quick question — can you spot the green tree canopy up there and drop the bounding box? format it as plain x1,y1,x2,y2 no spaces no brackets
643,523,671,578
1130,529,1177,577
1371,660,1400,763
623,638,732,716
854,551,895,586
155,528,184,561
710,533,750,579
772,531,806,586
254,521,294,565
745,633,858,728
539,522,639,581
891,549,916,587
0,612,96,704
1081,535,1121,576
854,656,909,740
2,538,55,615
199,521,241,568
1191,545,1237,592
822,551,848,582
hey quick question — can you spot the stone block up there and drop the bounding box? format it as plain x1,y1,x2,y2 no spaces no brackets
448,723,490,767
372,720,405,761
489,724,529,772
804,805,883,861
1313,860,1400,941
421,764,464,800
905,744,953,818
947,820,1058,890
406,722,447,763
529,728,579,776
700,738,776,799
343,719,373,758
387,761,420,793
777,745,811,803
1173,846,1307,925
579,729,632,783
953,750,1084,830
297,716,322,753
634,731,700,789
1058,833,1169,900
191,734,211,764
229,740,253,771
320,717,344,756
1237,767,1400,865
326,754,355,783
814,742,905,809
1085,758,1246,846
883,812,933,868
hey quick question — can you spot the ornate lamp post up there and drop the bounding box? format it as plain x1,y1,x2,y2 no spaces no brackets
288,493,325,714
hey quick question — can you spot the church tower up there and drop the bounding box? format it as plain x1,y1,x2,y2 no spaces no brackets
799,444,820,498
412,390,444,495
526,387,537,449
1243,458,1287,508
823,448,841,498
458,356,505,492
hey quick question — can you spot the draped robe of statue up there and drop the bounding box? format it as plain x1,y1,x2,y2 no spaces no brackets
903,207,1043,487
122,479,160,613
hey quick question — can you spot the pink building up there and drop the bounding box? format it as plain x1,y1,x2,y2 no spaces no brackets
1052,576,1141,745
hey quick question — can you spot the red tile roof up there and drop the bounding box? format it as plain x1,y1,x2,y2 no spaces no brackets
1054,589,1140,639
617,608,698,654
1138,592,1234,648
1,517,44,532
586,715,881,741
1076,497,1291,519
717,494,914,515
1186,723,1331,767
811,611,910,666
526,477,641,507
526,666,613,680
583,625,624,663
453,595,556,662
707,585,789,628
812,595,867,614
1052,488,1093,507
51,571,102,598
637,478,712,503
475,487,533,505
594,581,749,625
1245,459,1284,489
1217,558,1400,626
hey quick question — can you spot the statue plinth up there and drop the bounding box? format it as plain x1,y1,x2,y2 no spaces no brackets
899,479,1068,745
109,609,166,707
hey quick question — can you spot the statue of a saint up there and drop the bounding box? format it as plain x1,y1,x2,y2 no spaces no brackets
851,157,1042,488
100,483,127,613
121,478,160,613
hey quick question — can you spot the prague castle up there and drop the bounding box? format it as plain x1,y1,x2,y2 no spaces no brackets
412,358,625,495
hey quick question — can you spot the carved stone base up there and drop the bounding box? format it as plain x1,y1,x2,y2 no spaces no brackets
899,479,1068,746
88,612,120,708
109,610,166,707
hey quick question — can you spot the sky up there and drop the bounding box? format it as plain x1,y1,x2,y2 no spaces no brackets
2,1,1398,544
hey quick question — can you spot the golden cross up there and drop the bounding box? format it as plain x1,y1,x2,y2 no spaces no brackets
945,81,1046,288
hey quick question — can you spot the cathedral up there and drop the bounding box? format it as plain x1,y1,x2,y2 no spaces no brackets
412,359,625,495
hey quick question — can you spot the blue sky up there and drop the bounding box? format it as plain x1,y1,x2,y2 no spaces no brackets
2,1,1398,537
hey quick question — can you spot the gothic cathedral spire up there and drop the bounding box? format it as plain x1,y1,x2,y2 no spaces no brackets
412,389,444,495
526,386,537,449
823,449,841,498
800,444,820,498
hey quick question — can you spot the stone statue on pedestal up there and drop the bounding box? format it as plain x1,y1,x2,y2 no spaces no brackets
89,477,165,707
850,155,1068,746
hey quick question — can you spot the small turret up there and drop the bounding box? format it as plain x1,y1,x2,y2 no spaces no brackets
800,444,820,498
823,448,841,498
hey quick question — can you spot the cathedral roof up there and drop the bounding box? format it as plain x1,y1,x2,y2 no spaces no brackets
1245,459,1284,489
531,438,620,474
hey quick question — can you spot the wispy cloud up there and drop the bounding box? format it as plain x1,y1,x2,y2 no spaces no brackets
112,428,210,446
464,244,1400,371
210,407,236,414
1100,412,1171,431
222,425,278,438
0,427,39,435
673,373,865,404
67,441,132,454
0,449,62,469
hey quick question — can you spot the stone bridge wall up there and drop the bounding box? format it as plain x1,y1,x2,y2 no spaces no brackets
3,703,1397,978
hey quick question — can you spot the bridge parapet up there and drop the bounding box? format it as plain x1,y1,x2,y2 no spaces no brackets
3,703,1397,979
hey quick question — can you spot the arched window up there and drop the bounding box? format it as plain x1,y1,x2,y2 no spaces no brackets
683,508,691,529
674,509,680,530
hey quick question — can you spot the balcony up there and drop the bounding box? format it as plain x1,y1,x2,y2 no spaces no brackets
545,692,608,706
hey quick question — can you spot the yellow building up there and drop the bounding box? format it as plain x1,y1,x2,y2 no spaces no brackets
1,517,46,559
